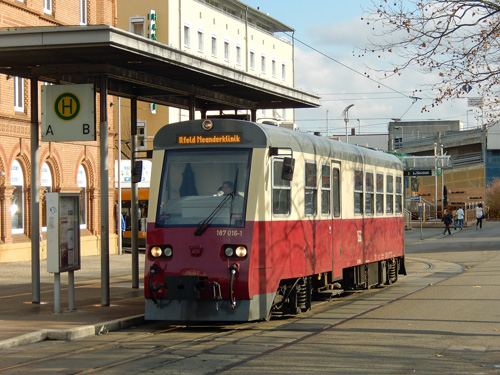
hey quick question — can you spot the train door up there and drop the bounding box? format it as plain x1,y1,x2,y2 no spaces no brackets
331,162,343,278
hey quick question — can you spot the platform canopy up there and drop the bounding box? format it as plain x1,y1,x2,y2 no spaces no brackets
0,25,320,306
0,25,319,112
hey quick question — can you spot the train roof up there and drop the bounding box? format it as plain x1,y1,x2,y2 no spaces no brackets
154,119,403,170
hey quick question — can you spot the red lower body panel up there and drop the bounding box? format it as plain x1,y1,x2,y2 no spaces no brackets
145,216,404,302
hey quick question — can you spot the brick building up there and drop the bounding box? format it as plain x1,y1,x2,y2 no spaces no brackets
0,0,118,262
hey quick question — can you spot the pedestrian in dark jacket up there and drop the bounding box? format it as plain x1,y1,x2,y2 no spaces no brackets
442,209,453,235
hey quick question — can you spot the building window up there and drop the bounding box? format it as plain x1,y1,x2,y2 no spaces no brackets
224,40,230,61
272,159,291,216
41,163,53,231
305,162,317,216
376,173,384,215
365,172,374,215
80,0,87,25
77,165,87,229
11,160,24,235
272,59,277,78
249,50,255,70
321,164,330,215
386,175,394,214
130,17,145,36
14,77,24,112
236,44,241,65
281,62,287,81
354,170,363,214
211,35,217,57
183,25,191,48
197,30,204,52
261,54,266,74
43,0,52,14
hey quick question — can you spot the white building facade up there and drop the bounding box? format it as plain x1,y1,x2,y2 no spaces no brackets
117,0,296,148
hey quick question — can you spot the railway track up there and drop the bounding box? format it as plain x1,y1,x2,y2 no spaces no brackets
0,256,460,375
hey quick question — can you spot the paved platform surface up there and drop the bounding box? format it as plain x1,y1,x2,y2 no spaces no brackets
0,252,146,349
0,224,479,349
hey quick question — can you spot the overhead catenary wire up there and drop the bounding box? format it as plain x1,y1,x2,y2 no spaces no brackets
289,34,415,101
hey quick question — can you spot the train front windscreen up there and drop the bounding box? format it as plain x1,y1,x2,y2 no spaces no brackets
155,148,251,230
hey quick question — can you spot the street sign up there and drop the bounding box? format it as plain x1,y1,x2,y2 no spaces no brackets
42,84,96,142
468,97,483,107
404,170,432,176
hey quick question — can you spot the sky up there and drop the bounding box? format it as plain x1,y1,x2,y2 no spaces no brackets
242,1,481,136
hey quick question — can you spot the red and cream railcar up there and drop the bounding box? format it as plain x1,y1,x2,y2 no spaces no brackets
145,119,405,321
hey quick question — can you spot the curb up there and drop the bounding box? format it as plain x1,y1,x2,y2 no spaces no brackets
0,314,145,350
94,314,145,336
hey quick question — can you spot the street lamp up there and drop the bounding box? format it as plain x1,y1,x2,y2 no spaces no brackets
342,104,354,144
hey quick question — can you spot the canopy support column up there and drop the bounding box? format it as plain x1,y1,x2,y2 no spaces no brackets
30,77,40,304
100,75,110,306
131,97,139,289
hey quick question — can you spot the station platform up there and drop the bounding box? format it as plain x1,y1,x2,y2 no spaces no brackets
0,253,146,349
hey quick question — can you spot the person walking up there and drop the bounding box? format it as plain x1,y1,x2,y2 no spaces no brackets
476,203,484,229
456,207,465,230
442,209,453,235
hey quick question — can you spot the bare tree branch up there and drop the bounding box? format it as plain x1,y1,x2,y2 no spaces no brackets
363,0,500,122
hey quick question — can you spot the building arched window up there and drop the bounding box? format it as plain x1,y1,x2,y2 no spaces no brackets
77,165,87,229
11,160,24,234
41,162,53,231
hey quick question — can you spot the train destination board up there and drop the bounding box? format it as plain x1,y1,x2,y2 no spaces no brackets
177,134,242,144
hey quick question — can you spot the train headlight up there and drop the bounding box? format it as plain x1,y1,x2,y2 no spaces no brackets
223,245,247,258
235,246,247,257
202,119,213,131
163,246,173,257
150,245,173,258
151,246,162,258
224,247,235,257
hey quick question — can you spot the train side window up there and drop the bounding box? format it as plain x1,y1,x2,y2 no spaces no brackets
272,159,291,216
321,164,330,215
365,171,374,215
386,175,394,214
332,167,341,218
354,170,363,215
304,162,317,216
376,173,384,215
395,175,403,214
